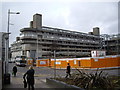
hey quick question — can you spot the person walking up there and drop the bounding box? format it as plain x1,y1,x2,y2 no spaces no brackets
12,65,17,77
23,66,35,90
65,63,71,78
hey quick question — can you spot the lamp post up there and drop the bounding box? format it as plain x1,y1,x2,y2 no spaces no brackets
54,50,56,79
4,9,20,84
6,9,20,74
36,30,39,64
7,9,20,47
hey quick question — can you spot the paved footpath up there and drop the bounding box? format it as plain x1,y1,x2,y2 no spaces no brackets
4,75,52,89
3,63,120,89
3,65,57,89
3,65,66,89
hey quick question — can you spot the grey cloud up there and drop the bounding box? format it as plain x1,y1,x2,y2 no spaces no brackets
67,2,118,34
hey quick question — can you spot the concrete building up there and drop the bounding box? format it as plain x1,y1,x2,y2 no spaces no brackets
0,32,6,61
11,14,101,59
0,32,4,90
0,32,9,89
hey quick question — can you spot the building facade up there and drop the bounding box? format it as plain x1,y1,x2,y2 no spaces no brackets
0,32,9,89
11,14,101,59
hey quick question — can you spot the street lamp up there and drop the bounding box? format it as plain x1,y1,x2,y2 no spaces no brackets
6,9,20,73
7,9,20,46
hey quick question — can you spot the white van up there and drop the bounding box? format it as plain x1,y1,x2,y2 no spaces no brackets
15,56,27,66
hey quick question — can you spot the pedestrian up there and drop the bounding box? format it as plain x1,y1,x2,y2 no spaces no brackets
65,63,71,78
23,66,35,90
12,65,17,77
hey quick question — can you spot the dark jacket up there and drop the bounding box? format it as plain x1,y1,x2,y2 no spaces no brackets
66,65,71,73
23,69,35,85
13,66,17,73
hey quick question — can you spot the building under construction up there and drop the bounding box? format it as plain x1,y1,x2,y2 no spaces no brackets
11,14,102,59
101,34,120,55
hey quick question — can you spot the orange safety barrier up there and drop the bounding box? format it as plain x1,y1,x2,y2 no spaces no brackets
36,59,49,67
91,56,120,68
36,55,120,69
27,58,34,65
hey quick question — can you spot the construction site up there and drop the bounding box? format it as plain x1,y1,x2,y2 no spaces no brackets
27,51,120,69
10,13,120,69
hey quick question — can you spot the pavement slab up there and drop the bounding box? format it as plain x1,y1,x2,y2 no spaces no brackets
4,76,51,88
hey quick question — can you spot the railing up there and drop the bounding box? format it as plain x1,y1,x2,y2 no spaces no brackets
42,26,100,38
20,36,37,39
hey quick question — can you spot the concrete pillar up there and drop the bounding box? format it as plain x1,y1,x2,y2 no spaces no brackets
33,14,42,29
20,51,23,56
30,21,33,28
93,27,100,36
16,37,20,41
26,50,30,57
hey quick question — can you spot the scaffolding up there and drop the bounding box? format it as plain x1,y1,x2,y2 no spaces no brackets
100,34,120,55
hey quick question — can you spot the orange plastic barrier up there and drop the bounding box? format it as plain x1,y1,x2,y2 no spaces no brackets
91,56,120,68
36,59,49,67
27,58,34,65
36,55,120,69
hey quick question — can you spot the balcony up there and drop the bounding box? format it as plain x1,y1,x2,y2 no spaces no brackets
21,40,37,44
20,36,37,40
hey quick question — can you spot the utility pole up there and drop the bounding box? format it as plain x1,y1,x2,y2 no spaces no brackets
54,50,56,79
51,41,58,79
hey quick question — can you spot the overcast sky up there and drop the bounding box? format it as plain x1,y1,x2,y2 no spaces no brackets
0,0,119,44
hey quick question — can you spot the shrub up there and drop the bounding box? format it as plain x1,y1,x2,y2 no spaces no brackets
56,68,114,89
74,68,114,89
